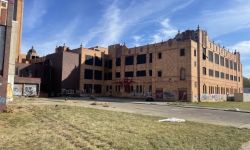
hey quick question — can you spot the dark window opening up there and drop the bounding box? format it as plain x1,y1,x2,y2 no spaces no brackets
158,53,162,59
149,70,152,76
84,84,92,94
104,72,112,80
94,70,102,80
84,69,93,79
115,72,120,78
136,70,146,77
95,56,102,66
203,48,207,60
158,71,162,77
125,56,134,65
180,49,185,56
149,53,153,63
85,55,93,65
125,71,134,77
108,60,112,69
94,84,102,93
116,58,121,66
137,54,146,64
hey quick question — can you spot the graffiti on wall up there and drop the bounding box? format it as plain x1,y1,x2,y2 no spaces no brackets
23,85,37,96
156,89,163,99
163,91,177,101
201,94,227,101
0,97,6,104
13,84,22,96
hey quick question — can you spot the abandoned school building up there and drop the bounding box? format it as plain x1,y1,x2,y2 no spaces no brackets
15,27,243,102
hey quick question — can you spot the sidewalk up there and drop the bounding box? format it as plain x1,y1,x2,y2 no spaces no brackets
132,102,250,114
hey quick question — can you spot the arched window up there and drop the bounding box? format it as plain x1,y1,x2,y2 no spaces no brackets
203,85,207,94
180,68,186,80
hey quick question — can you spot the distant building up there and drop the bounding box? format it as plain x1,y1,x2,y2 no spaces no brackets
0,0,23,110
15,28,243,102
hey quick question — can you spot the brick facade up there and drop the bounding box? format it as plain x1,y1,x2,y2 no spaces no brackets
76,28,242,102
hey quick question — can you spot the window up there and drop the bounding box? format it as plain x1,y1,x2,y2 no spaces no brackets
203,67,207,75
158,53,162,59
180,49,185,56
226,74,229,80
209,69,214,77
230,75,234,81
125,71,134,77
203,85,207,94
203,48,207,60
108,60,112,69
136,71,146,77
209,51,213,62
221,72,225,79
137,54,146,64
225,59,229,68
180,68,186,80
104,72,112,80
115,72,120,78
85,55,93,65
94,84,102,93
0,26,6,75
149,70,152,76
125,56,134,65
149,53,153,63
215,54,219,64
234,62,237,71
215,71,220,78
84,84,93,93
116,58,121,66
95,56,102,66
230,60,233,69
84,69,93,79
158,71,162,77
238,64,241,71
234,76,237,81
94,70,102,80
194,49,197,57
220,56,224,66
238,77,241,82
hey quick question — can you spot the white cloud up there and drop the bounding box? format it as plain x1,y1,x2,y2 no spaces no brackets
230,41,250,55
24,0,48,30
82,0,195,47
201,1,250,37
132,35,143,46
152,18,178,43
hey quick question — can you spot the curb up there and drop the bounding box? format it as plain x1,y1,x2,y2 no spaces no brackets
132,102,250,114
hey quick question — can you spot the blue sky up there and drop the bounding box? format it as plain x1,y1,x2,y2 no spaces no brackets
22,0,250,77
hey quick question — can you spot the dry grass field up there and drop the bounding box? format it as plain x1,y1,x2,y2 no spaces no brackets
0,99,250,150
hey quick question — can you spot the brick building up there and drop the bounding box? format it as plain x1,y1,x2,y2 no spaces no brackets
15,45,80,97
16,27,242,102
0,0,23,110
77,27,242,102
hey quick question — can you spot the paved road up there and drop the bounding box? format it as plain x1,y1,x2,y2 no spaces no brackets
19,97,250,129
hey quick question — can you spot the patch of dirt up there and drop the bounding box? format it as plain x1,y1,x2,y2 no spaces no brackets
241,141,250,150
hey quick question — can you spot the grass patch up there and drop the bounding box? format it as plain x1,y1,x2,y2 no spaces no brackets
0,102,250,150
